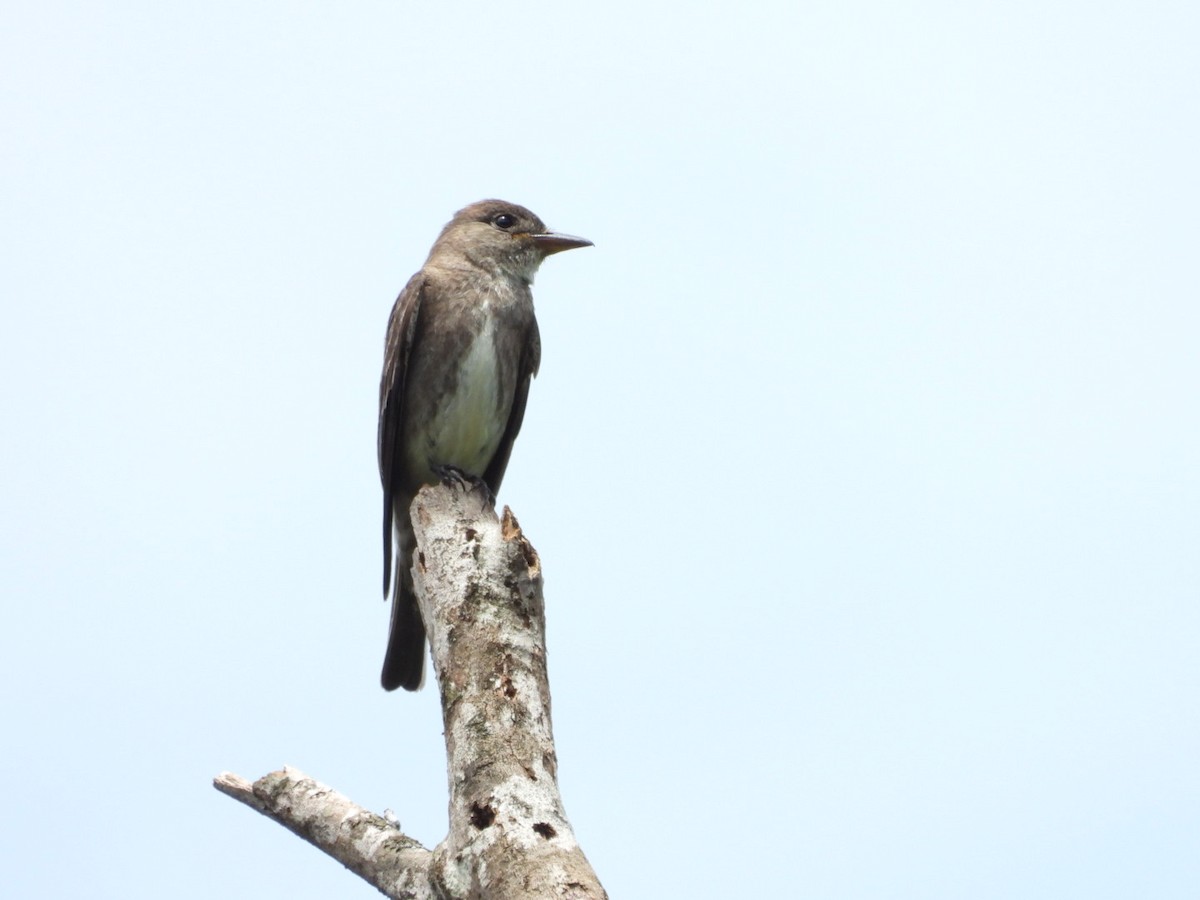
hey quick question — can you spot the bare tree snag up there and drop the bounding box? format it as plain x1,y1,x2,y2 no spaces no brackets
214,483,607,899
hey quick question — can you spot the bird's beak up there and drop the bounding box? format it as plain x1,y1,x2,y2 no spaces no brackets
531,231,594,255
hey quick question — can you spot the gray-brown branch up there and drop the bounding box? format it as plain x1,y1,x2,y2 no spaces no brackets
213,483,606,899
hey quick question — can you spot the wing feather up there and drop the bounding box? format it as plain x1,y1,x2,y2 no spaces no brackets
378,273,425,597
482,318,541,495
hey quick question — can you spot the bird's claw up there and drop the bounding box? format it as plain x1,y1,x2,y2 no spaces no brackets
431,465,496,506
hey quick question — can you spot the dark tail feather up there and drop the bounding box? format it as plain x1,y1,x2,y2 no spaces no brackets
381,568,426,691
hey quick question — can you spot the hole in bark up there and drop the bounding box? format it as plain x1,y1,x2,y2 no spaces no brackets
499,674,517,698
465,527,477,541
469,800,496,829
533,822,557,839
417,551,426,570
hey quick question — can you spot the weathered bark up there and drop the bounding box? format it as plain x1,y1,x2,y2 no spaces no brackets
413,484,605,899
214,483,606,899
213,768,433,899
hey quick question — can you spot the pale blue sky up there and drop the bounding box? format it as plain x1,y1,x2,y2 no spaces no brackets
2,1,1198,897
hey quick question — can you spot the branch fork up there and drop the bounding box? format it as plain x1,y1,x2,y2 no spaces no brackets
215,483,606,899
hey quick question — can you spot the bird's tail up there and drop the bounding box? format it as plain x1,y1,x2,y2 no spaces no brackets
381,554,426,691
381,586,426,691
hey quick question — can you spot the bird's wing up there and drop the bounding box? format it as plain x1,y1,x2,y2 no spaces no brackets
483,318,541,495
378,272,426,598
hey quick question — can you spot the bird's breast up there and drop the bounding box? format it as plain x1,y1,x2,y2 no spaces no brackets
407,312,511,480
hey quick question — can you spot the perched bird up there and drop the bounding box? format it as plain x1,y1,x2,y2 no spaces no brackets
377,200,592,691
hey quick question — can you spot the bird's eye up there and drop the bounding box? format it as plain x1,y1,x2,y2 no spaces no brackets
492,213,516,229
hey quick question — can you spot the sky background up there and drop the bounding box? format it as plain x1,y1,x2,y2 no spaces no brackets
2,1,1198,897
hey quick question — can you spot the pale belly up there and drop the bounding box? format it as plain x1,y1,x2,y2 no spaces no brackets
405,319,509,480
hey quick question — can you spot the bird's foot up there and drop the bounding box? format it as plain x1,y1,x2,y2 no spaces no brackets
431,465,496,506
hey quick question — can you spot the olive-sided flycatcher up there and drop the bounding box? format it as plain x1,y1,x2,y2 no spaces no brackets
377,200,592,691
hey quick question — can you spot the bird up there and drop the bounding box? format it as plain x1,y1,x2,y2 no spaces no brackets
377,199,592,691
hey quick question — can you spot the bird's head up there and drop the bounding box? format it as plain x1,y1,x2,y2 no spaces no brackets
428,199,592,283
